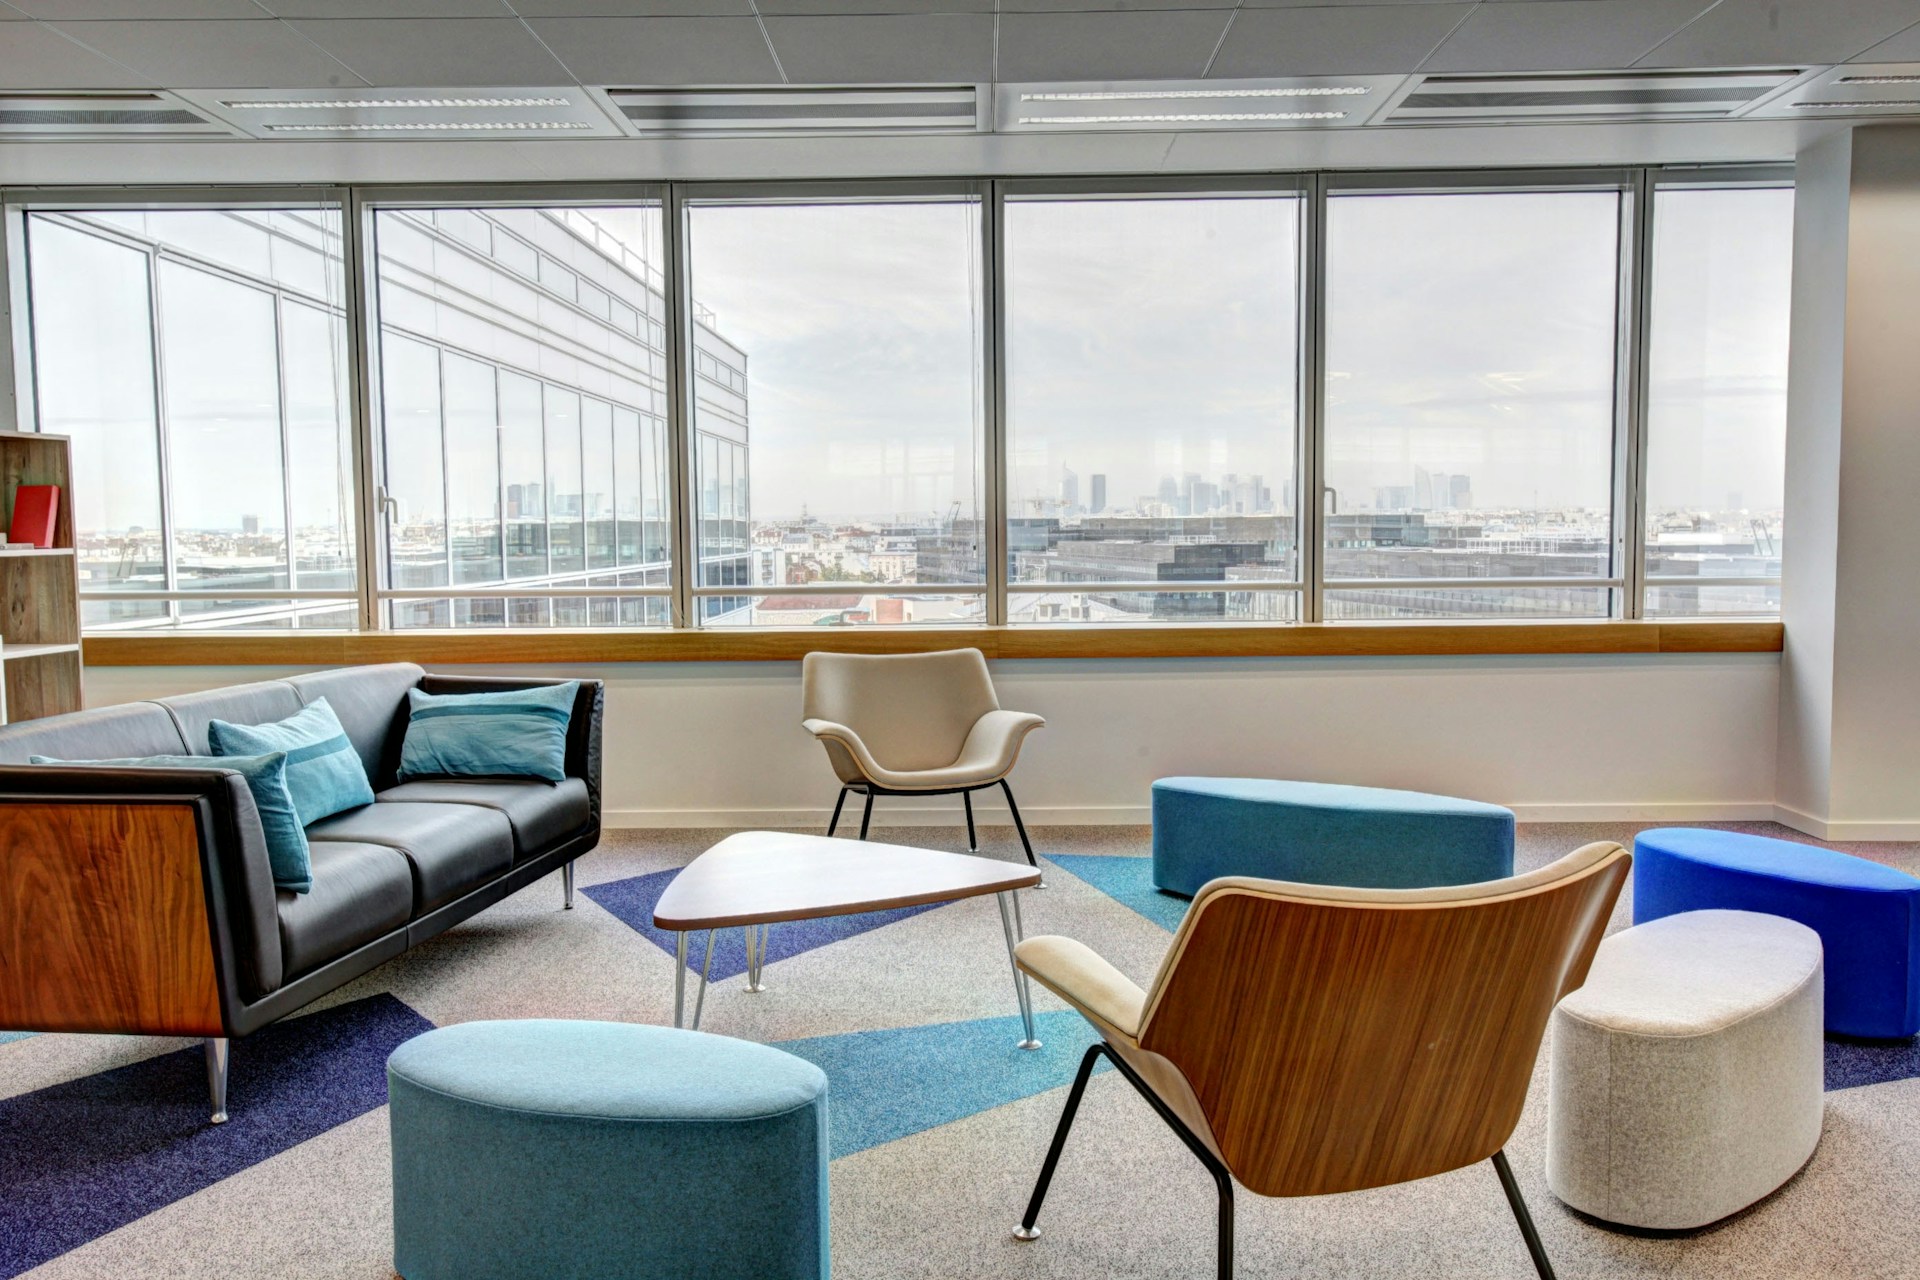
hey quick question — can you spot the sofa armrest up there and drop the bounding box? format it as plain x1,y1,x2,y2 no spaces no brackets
415,675,606,827
0,766,284,1035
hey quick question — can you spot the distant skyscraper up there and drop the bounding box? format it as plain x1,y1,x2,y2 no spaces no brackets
1180,473,1201,516
1090,474,1107,514
1413,466,1434,511
241,514,260,536
1158,476,1180,510
1060,464,1079,513
1448,474,1473,509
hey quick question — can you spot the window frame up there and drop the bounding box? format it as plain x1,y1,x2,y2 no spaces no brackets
0,164,1794,649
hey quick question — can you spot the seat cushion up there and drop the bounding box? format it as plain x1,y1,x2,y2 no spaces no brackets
306,802,513,916
378,778,590,857
278,841,413,979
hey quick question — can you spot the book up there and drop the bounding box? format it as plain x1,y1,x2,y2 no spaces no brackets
8,485,58,549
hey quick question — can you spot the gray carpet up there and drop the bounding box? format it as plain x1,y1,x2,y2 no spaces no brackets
3,821,1917,1279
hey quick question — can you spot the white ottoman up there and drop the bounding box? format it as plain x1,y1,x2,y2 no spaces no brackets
1547,908,1824,1230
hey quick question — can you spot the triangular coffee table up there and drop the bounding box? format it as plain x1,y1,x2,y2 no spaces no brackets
654,831,1045,1047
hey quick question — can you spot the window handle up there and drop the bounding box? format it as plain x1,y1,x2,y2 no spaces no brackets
1323,486,1339,516
377,487,400,523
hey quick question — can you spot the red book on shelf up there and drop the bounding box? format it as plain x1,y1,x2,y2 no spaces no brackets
8,485,59,549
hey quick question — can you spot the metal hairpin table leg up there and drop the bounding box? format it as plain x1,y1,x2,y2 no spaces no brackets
997,890,1041,1050
744,924,770,993
690,929,717,1031
673,931,688,1028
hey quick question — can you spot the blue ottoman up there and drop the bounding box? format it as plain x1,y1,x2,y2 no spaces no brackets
1634,828,1920,1039
387,1020,829,1280
1150,777,1515,897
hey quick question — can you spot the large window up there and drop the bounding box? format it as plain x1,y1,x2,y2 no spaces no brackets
8,170,1792,637
23,207,356,630
682,192,986,627
1004,190,1302,624
1643,186,1792,616
1324,188,1624,620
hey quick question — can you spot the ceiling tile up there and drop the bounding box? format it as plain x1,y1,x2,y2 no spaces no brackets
1424,0,1713,73
763,14,993,82
46,17,366,87
526,16,781,85
1209,4,1472,78
1638,0,1920,68
285,17,574,85
262,1,512,15
1242,0,1474,5
1850,19,1920,62
0,21,153,85
507,0,750,14
758,0,990,13
1000,0,1222,11
12,0,266,16
996,11,1235,81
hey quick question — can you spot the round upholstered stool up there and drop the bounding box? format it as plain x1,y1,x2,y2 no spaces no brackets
387,1020,829,1280
1634,826,1920,1037
1547,909,1824,1230
1150,777,1514,896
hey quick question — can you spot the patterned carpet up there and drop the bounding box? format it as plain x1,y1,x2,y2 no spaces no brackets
4,821,1920,1279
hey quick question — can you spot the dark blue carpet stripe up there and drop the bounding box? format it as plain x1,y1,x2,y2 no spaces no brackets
777,1010,1106,1159
1826,1035,1920,1091
582,867,949,982
0,993,433,1279
1047,854,1189,932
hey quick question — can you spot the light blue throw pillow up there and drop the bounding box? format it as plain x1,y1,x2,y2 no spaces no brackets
399,681,579,784
28,751,312,894
208,698,374,827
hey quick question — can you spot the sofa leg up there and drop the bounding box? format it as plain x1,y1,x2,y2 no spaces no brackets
204,1037,230,1125
563,861,575,910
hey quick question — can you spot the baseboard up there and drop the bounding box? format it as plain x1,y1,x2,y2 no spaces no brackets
1771,804,1920,842
604,801,1779,830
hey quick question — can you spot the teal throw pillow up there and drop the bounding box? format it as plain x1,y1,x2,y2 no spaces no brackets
29,751,311,894
208,697,374,826
399,681,579,784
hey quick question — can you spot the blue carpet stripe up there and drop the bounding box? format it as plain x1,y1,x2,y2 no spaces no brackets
0,993,433,1279
0,1032,35,1046
1826,1036,1920,1090
777,1010,1106,1159
582,867,950,982
1047,854,1189,932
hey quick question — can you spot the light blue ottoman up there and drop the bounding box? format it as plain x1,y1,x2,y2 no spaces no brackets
387,1020,829,1280
1151,777,1515,897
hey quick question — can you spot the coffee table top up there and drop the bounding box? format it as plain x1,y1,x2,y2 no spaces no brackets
653,831,1043,930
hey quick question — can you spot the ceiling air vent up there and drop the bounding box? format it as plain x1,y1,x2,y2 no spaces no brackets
1742,62,1920,119
601,87,983,137
997,77,1404,132
0,92,236,138
1383,71,1799,124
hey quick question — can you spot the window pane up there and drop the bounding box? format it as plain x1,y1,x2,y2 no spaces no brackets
381,334,447,590
1005,194,1302,625
27,209,353,629
1643,186,1791,617
1323,190,1621,617
684,196,986,627
370,203,667,627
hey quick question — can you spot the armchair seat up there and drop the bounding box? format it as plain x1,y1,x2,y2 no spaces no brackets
801,708,1044,792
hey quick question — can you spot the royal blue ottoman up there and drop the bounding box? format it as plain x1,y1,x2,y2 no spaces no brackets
1634,828,1920,1039
387,1020,829,1280
1150,777,1515,897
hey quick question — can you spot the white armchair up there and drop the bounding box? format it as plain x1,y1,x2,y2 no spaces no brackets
801,648,1045,869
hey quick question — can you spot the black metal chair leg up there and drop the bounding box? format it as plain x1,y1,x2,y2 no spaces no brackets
1015,1043,1104,1241
963,789,978,851
1212,1161,1235,1280
1492,1150,1557,1280
999,779,1038,869
858,788,875,840
827,786,850,838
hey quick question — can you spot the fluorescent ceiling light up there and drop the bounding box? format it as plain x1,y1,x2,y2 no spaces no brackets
1021,87,1367,101
1834,75,1920,85
1019,111,1346,124
224,96,571,110
1790,99,1920,109
262,120,594,132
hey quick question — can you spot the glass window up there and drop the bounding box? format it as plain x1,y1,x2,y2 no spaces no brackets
1323,189,1622,619
683,194,986,627
1643,186,1792,616
444,353,503,586
1004,192,1302,624
24,207,355,630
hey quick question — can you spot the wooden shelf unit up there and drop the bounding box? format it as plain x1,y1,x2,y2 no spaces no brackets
0,431,82,724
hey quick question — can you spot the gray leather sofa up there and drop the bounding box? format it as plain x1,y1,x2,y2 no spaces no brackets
0,663,602,1121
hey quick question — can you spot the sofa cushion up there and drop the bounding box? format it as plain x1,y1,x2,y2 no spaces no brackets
285,663,426,789
156,680,304,755
211,698,375,826
306,801,514,916
278,841,413,979
378,778,591,857
0,702,189,765
398,682,580,784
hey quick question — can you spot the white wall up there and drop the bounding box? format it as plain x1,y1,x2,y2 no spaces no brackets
83,653,1782,828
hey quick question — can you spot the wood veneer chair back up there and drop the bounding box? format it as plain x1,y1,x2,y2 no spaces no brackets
800,648,1001,775
1136,841,1631,1199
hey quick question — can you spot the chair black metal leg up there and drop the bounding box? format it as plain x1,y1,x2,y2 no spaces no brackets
1015,1043,1104,1241
963,789,978,851
1491,1150,1557,1280
859,788,875,840
999,779,1038,869
827,786,850,838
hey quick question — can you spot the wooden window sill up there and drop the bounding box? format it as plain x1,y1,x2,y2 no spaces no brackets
80,620,1783,667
